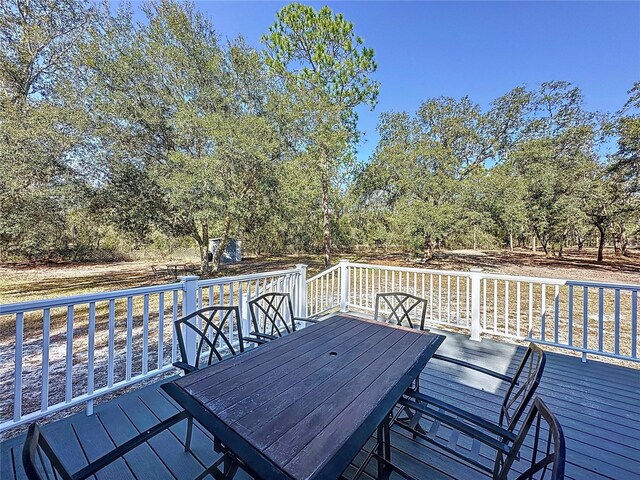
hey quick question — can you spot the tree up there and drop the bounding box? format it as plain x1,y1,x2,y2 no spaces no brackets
506,82,606,258
0,0,95,258
356,96,492,259
609,81,640,195
262,3,378,266
608,82,640,206
76,0,285,273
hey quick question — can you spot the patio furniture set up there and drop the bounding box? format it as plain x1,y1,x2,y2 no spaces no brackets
153,264,200,280
22,292,566,480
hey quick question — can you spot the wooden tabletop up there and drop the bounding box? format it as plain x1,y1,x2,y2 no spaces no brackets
162,314,445,480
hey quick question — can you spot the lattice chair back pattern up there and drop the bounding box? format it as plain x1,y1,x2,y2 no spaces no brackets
500,343,547,432
495,397,566,480
374,292,428,330
248,292,319,343
249,292,296,337
174,306,244,374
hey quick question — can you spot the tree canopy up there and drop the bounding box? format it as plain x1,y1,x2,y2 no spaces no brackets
0,0,637,266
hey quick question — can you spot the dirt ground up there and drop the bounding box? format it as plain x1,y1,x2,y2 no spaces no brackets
1,247,638,305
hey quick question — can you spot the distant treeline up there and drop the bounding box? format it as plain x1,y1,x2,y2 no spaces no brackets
1,1,638,271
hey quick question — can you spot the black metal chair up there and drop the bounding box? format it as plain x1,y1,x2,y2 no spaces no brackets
374,292,428,330
397,343,546,474
248,292,318,343
23,414,188,480
173,305,262,374
361,396,565,480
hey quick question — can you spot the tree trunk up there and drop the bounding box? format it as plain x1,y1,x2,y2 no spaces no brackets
596,224,605,262
321,168,331,268
532,233,537,253
621,226,628,256
558,230,567,258
613,235,621,256
199,221,211,275
423,235,433,261
509,230,513,251
473,226,477,251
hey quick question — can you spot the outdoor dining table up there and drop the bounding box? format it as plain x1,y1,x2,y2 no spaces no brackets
166,264,186,279
162,313,445,480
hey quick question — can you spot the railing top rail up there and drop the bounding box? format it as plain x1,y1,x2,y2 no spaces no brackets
343,261,471,277
0,282,183,315
196,267,301,288
565,279,640,291
480,272,567,286
306,264,341,283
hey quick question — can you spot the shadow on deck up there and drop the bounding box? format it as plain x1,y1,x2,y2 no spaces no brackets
1,328,639,480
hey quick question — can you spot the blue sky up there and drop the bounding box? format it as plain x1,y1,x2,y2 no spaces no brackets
136,1,640,161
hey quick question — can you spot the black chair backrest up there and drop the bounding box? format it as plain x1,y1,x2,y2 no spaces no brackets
249,292,296,337
23,423,73,480
495,397,566,480
500,343,546,432
374,292,428,330
175,306,244,370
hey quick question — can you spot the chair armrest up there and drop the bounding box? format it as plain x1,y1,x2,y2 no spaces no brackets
294,316,319,324
243,337,267,346
173,361,197,374
432,354,513,383
250,331,278,341
73,411,189,479
398,398,512,453
405,389,517,442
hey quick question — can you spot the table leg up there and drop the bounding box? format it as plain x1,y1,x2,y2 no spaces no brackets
376,413,392,480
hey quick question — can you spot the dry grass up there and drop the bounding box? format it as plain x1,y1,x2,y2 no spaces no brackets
2,246,638,305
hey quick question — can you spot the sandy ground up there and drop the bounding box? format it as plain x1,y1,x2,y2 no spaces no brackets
2,247,638,305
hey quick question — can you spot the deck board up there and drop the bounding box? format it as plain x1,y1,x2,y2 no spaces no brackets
1,323,639,480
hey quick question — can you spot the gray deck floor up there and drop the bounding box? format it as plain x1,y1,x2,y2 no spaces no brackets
2,327,639,479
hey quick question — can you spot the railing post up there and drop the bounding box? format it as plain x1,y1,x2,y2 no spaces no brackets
180,275,200,365
295,264,308,318
339,260,350,313
240,292,251,337
470,268,483,342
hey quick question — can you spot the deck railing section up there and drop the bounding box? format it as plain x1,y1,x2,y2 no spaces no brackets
308,260,639,363
344,262,472,331
306,264,341,317
0,266,304,433
1,261,637,433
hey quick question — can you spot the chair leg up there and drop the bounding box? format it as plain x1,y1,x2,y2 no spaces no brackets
399,376,427,438
223,454,238,479
376,414,393,480
185,415,193,453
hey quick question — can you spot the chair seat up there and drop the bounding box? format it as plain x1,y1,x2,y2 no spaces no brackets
402,390,517,442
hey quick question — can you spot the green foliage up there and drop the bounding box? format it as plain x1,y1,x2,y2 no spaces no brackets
0,1,637,265
263,3,378,266
355,97,492,258
609,82,640,194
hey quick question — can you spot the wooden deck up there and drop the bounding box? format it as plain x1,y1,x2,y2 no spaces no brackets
2,326,639,479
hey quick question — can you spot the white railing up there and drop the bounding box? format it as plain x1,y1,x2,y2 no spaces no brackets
2,260,637,433
0,266,305,433
307,261,640,363
306,263,341,317
344,262,472,331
